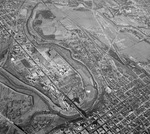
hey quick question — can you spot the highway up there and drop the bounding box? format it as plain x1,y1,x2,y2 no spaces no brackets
0,67,70,117
25,1,99,91
24,1,99,113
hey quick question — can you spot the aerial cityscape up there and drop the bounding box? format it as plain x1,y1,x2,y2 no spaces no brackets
1,0,150,134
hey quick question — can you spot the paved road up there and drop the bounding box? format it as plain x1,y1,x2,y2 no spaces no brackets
0,67,64,116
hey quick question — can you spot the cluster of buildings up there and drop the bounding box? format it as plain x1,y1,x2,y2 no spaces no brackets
52,56,150,134
47,30,150,133
10,38,84,112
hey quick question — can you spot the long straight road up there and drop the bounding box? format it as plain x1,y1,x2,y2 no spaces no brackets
0,22,88,119
0,67,61,113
